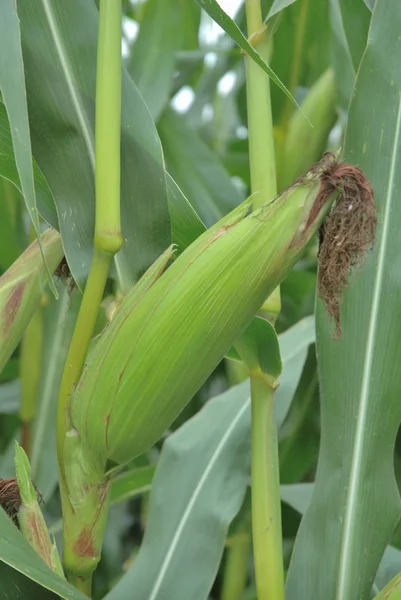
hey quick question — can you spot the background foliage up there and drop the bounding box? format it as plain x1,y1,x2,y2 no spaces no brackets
1,0,401,599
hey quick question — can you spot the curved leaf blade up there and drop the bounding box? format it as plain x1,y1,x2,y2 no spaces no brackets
18,0,171,288
105,381,252,600
286,1,401,598
0,1,40,240
0,102,57,229
0,508,87,600
194,0,305,115
105,318,315,600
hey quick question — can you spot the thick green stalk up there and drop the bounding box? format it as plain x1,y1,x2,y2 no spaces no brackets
245,0,277,207
56,0,123,593
250,372,284,600
245,2,284,598
67,574,93,597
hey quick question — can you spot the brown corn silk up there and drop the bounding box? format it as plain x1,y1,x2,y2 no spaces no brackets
303,152,377,338
0,477,43,526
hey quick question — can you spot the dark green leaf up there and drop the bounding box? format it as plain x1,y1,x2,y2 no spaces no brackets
0,178,26,273
330,0,356,110
159,108,243,226
110,465,156,504
234,317,282,377
166,174,206,254
128,0,200,121
286,2,401,598
337,0,371,71
0,561,57,600
0,508,87,599
18,0,171,288
0,380,20,414
274,316,315,426
0,1,41,244
0,99,57,230
105,381,252,600
266,0,298,20
30,284,80,502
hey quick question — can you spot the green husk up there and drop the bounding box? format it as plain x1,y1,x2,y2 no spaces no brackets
72,159,338,468
279,69,337,189
15,442,64,578
0,228,63,373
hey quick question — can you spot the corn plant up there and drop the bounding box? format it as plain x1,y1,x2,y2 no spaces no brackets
0,0,400,600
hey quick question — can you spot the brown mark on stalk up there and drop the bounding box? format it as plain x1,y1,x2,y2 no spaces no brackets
300,152,377,338
2,282,25,335
74,527,97,558
0,478,43,526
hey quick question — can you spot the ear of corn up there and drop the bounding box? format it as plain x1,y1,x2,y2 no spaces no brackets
71,165,338,468
0,228,63,373
279,69,337,189
15,442,64,578
372,574,401,599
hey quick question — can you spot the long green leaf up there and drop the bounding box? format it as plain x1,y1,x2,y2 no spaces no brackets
336,0,371,71
0,100,57,229
282,485,401,596
266,0,298,20
159,108,243,227
105,381,252,600
0,380,20,414
128,0,200,121
30,283,80,501
18,0,171,288
104,318,314,600
166,174,206,254
0,2,41,248
194,0,305,115
286,1,401,598
0,561,57,600
0,507,87,599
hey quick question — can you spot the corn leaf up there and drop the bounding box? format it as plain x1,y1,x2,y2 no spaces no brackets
159,108,243,227
104,318,315,600
0,507,86,599
110,465,156,505
30,284,80,502
193,0,303,112
281,485,401,598
266,0,298,20
105,380,252,600
18,0,170,288
0,103,57,231
334,0,371,71
286,1,401,598
0,2,42,257
0,380,20,414
128,0,200,121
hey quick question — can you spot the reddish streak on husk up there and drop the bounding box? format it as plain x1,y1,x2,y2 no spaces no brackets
2,282,26,335
74,527,97,558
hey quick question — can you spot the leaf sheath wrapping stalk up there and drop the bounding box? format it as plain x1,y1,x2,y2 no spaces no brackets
72,170,336,467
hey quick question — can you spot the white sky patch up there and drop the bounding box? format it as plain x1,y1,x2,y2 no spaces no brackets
217,70,237,96
171,86,195,113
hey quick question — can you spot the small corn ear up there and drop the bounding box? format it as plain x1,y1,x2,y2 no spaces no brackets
15,442,64,578
279,69,337,189
72,163,338,467
372,573,401,599
0,228,63,373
